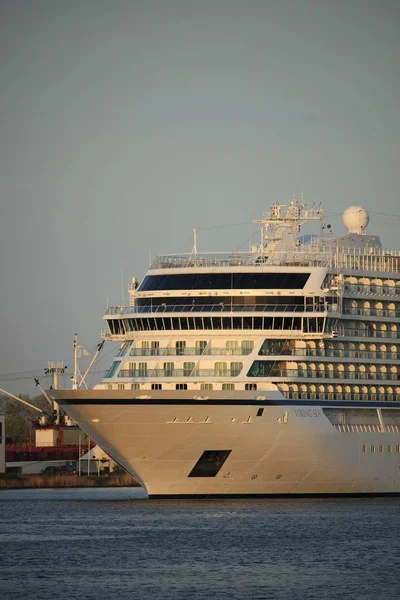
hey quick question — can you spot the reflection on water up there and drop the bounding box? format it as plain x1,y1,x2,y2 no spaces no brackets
0,488,399,600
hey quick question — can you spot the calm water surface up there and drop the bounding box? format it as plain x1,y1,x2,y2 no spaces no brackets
0,487,399,600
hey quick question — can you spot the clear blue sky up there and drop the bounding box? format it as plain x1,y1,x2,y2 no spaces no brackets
1,0,399,394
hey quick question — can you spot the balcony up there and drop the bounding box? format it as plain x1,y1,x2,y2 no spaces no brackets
129,347,253,357
344,284,400,297
344,329,400,339
344,308,400,318
268,369,398,381
264,348,399,360
118,369,242,378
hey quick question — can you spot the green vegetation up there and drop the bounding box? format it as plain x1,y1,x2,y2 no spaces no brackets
0,393,49,444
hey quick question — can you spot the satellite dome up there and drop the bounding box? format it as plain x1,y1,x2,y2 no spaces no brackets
342,206,369,234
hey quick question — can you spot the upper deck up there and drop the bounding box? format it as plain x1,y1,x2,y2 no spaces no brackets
150,248,400,274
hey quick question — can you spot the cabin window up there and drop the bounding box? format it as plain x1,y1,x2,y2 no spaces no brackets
151,383,162,390
196,340,207,354
245,383,258,391
183,362,195,376
201,383,213,390
163,362,174,376
222,383,235,391
151,341,160,355
176,340,186,355
215,362,228,375
226,340,239,352
371,445,376,453
230,362,243,376
176,384,188,390
131,383,140,390
361,445,366,453
242,340,254,352
138,362,148,376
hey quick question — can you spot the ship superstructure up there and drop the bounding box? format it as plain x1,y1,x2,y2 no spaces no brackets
52,197,400,497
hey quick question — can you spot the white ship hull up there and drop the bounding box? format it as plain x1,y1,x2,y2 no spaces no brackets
53,390,400,497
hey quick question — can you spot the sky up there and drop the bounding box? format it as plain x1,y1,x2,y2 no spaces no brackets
1,0,399,395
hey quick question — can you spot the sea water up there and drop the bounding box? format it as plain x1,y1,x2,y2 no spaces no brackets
0,488,399,600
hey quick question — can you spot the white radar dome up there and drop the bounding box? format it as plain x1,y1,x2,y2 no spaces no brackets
342,205,369,234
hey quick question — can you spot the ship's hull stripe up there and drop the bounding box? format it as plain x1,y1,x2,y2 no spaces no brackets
149,492,400,499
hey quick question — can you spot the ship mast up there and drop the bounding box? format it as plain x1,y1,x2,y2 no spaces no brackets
253,193,324,253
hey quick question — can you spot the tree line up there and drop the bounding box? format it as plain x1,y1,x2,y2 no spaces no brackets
0,394,49,444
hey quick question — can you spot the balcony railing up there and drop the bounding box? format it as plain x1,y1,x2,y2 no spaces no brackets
281,391,400,403
118,369,242,378
129,347,253,357
267,369,399,381
261,348,399,360
344,308,400,318
344,284,400,297
344,329,400,339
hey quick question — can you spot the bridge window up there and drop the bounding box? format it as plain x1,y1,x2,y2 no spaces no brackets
138,273,310,291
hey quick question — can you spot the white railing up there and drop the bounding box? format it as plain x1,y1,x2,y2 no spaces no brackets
149,248,400,272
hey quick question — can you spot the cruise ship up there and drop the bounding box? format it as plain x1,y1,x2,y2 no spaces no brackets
52,197,400,497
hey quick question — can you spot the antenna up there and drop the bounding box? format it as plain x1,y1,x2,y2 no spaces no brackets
121,264,125,306
192,228,198,255
72,334,78,390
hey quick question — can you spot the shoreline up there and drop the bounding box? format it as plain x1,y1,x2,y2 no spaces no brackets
0,473,140,490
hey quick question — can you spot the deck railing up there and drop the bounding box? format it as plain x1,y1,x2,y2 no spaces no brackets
106,303,339,316
261,348,399,360
118,368,241,378
265,369,399,381
149,248,400,272
129,347,253,357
